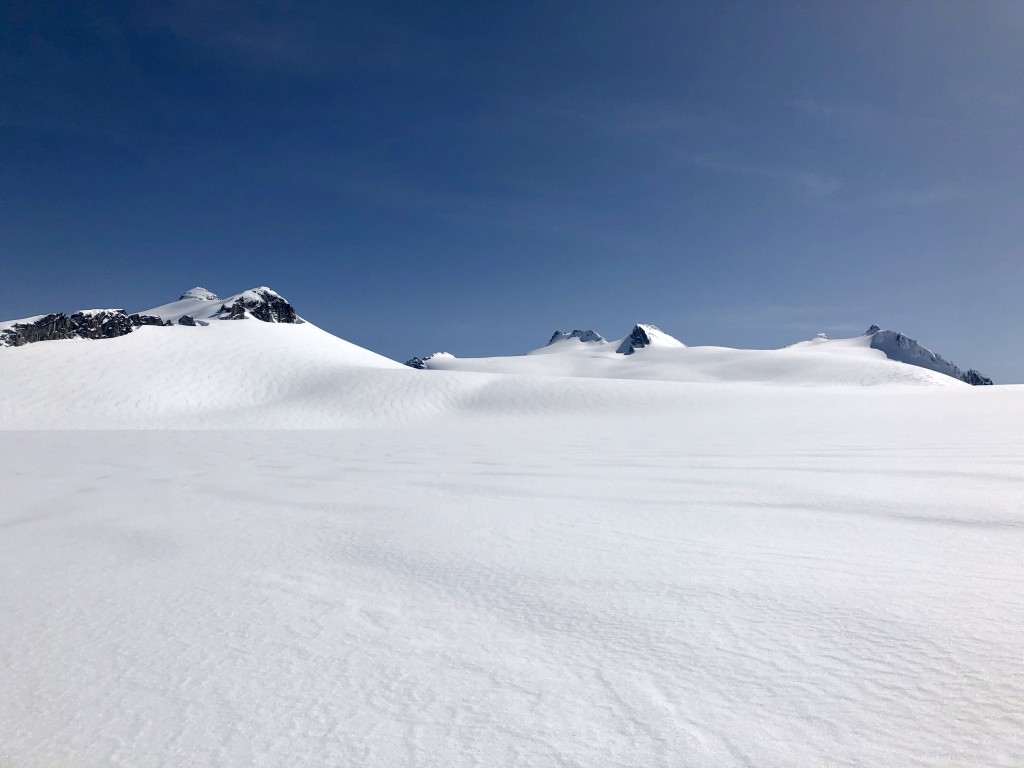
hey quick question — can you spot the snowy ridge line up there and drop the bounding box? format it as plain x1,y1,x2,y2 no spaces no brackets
407,323,993,385
862,325,993,385
0,285,304,347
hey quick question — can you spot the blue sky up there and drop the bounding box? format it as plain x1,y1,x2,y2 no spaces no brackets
2,1,1022,380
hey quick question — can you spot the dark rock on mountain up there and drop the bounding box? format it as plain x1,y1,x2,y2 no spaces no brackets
617,325,655,355
71,310,136,339
129,314,165,327
219,299,249,320
548,329,605,345
1,313,77,346
1,309,142,347
0,286,304,349
404,352,452,369
961,369,994,386
217,289,302,323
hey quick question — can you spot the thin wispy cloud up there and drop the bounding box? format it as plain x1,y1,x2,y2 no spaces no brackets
691,153,842,198
142,2,435,73
537,98,711,139
873,182,968,208
789,97,950,134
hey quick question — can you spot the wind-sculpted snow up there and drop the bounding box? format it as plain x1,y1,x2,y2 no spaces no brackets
1,394,1023,767
1,307,1021,766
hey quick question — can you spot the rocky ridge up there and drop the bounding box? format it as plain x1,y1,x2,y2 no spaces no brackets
547,329,606,345
0,287,302,349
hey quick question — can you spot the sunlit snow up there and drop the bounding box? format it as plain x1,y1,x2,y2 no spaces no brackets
1,314,1021,767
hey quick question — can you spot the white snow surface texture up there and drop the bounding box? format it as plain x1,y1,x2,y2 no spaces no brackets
414,327,970,387
1,299,1022,767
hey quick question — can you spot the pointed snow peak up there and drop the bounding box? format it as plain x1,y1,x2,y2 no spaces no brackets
616,324,685,355
864,324,882,335
179,287,220,301
547,329,606,346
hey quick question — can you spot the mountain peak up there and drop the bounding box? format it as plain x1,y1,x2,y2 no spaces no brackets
616,324,684,355
179,287,220,301
214,287,301,324
862,326,992,385
547,329,606,346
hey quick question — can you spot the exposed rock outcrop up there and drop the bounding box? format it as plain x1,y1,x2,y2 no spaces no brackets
0,309,146,347
617,325,654,355
615,324,687,355
0,285,304,349
216,288,302,323
961,369,994,386
130,314,165,327
404,352,453,369
547,329,605,345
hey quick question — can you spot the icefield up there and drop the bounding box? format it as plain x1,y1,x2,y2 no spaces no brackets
1,318,1022,767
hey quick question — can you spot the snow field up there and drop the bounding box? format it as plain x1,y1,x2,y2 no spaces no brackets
1,387,1023,767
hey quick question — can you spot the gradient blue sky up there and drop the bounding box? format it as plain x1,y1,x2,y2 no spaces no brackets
2,1,1022,379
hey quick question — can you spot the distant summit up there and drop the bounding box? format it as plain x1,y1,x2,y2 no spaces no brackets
178,287,220,301
214,287,301,324
406,324,688,368
548,329,606,345
0,286,303,349
616,324,685,355
863,325,992,385
404,321,991,387
146,286,303,325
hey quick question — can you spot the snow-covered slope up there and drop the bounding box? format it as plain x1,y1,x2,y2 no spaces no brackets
0,292,1000,430
862,324,993,385
0,286,413,428
1,288,1021,766
411,324,971,387
0,317,415,429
